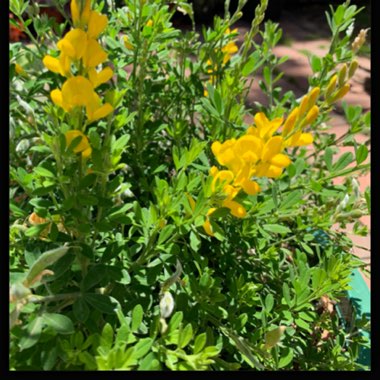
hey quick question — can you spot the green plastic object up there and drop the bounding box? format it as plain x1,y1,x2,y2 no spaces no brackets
336,269,371,368
347,269,371,367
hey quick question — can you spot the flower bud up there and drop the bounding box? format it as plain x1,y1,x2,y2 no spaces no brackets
352,28,369,52
307,87,320,109
338,64,347,87
330,83,350,103
326,74,337,99
305,105,319,125
298,95,309,117
159,291,175,319
352,178,361,199
348,60,359,78
282,107,299,137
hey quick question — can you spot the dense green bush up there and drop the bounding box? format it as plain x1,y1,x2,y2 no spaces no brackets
9,0,370,370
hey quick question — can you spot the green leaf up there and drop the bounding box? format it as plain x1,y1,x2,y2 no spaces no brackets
134,338,154,359
193,332,207,354
24,223,50,238
33,166,55,178
179,323,193,348
332,152,354,172
310,55,322,73
84,293,116,314
295,318,312,332
190,231,201,251
25,245,70,286
324,147,334,171
168,311,183,333
99,323,114,353
19,317,44,350
242,51,263,76
263,224,291,234
265,294,274,313
78,194,99,206
279,190,302,210
131,304,144,332
138,352,161,370
282,283,292,307
157,225,176,245
42,313,74,334
278,348,293,368
355,144,368,165
73,297,90,323
82,265,107,291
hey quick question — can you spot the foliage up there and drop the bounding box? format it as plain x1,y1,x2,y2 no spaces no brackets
9,0,370,371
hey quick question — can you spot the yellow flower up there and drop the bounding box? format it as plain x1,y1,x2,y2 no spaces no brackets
221,28,238,64
43,53,72,77
65,130,92,158
50,76,113,122
146,19,153,27
57,28,88,60
247,112,283,142
71,0,91,28
15,63,25,75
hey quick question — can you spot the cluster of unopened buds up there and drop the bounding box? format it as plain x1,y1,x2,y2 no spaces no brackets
204,28,238,96
43,0,114,158
202,87,321,236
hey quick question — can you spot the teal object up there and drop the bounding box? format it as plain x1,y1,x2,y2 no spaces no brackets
336,269,371,368
347,269,371,368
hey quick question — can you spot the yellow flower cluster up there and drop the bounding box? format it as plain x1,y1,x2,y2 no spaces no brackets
204,28,238,96
43,0,113,125
203,87,321,236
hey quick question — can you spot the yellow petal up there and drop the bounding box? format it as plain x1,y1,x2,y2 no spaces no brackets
270,153,291,168
262,136,283,162
50,89,64,107
240,178,260,195
88,11,108,39
203,219,214,237
61,76,95,107
88,67,113,88
81,146,92,158
63,29,88,59
57,39,76,58
83,39,108,68
71,0,91,27
222,199,246,218
211,170,234,192
59,53,72,77
88,103,114,122
186,193,196,212
264,164,283,178
43,56,61,73
65,130,91,154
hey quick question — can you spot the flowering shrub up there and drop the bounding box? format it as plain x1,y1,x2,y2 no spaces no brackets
9,0,370,371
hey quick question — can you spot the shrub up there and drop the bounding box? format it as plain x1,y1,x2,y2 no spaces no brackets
9,0,370,371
